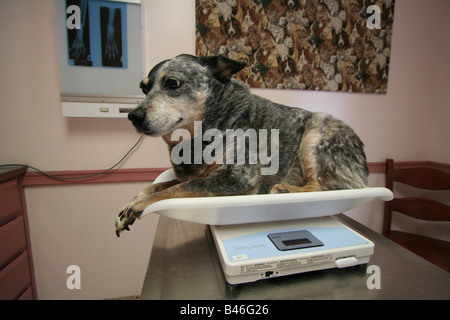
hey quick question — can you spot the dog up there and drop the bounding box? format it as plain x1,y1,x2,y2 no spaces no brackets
115,54,368,237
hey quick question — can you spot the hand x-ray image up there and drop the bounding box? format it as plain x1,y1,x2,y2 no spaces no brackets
100,6,123,68
67,0,92,66
66,0,127,69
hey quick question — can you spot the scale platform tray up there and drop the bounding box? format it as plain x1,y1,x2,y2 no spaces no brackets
139,170,393,225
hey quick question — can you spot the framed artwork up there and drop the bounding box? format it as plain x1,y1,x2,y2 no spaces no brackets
196,0,395,93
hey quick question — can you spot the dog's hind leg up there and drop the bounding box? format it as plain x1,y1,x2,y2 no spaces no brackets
270,112,369,194
270,128,322,193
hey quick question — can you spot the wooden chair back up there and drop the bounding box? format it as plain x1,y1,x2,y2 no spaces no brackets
383,159,450,272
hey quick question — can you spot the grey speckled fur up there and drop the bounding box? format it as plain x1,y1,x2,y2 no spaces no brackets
115,54,369,236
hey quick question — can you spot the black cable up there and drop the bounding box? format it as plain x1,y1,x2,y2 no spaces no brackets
0,134,144,181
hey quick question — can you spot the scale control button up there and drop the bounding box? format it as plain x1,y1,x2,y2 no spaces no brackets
334,256,358,268
232,254,248,261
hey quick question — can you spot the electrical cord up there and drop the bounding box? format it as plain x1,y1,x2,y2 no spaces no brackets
0,134,144,181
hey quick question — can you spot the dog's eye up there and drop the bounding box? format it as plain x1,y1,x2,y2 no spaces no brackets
165,79,182,90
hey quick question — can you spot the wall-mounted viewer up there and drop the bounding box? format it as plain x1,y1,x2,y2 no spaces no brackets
55,0,144,118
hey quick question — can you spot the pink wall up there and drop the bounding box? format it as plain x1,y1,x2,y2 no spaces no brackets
1,0,448,171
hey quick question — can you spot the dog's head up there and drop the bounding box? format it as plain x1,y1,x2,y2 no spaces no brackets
128,54,246,137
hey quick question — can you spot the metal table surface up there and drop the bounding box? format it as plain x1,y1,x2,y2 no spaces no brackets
140,214,450,300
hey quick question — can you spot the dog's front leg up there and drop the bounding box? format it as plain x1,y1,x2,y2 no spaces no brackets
115,179,179,237
115,168,260,236
115,182,214,237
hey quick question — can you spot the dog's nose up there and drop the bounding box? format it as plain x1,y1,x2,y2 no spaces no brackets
128,108,146,126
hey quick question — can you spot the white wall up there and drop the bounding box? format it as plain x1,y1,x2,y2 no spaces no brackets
0,0,449,299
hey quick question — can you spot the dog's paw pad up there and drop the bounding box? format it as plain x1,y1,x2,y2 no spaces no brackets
115,207,142,237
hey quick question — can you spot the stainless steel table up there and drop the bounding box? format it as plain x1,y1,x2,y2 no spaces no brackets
141,214,450,300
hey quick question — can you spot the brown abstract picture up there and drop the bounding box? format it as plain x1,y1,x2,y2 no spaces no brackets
195,0,395,93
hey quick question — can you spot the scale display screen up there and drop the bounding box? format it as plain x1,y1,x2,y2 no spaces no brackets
268,230,324,251
282,238,312,246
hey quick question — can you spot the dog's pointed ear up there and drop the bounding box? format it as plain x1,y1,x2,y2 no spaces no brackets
200,56,246,83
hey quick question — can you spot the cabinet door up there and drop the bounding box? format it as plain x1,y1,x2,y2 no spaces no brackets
0,216,27,269
0,252,31,300
0,179,22,225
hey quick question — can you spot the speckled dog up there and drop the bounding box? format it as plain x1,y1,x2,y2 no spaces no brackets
115,54,368,236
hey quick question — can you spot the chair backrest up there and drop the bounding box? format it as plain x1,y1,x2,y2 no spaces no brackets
382,159,450,237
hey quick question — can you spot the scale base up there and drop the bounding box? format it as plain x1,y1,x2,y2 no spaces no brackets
211,216,374,285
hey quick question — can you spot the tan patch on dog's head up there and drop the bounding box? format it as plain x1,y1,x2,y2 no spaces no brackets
158,70,167,83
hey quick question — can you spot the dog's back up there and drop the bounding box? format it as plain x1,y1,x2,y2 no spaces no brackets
199,77,368,194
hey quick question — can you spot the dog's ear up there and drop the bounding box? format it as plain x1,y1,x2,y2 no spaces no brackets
200,56,246,84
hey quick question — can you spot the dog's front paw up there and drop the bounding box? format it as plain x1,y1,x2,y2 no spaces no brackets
115,204,144,237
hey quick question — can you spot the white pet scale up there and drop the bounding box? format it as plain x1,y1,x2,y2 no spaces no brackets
140,170,393,285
